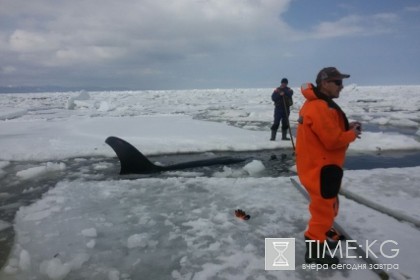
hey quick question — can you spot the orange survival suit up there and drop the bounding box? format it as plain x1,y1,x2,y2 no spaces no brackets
296,83,357,242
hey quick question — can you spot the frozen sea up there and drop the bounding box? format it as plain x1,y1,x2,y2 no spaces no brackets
0,85,419,280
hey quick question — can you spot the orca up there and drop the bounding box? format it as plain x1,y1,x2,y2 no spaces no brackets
105,136,248,174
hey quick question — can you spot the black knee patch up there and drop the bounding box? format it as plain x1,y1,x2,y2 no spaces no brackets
320,165,343,199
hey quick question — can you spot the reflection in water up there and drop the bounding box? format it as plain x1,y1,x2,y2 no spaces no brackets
345,150,420,170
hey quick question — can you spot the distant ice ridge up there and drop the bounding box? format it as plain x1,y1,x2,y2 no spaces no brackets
1,86,419,161
0,108,28,120
66,90,114,112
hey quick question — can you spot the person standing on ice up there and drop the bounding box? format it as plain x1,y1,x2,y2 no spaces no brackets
295,67,362,265
270,78,294,141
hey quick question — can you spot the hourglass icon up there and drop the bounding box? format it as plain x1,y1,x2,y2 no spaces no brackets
272,241,289,266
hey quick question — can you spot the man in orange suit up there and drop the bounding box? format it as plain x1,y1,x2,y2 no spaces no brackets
296,67,362,264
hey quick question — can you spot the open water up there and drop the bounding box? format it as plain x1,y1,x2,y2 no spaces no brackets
1,147,419,269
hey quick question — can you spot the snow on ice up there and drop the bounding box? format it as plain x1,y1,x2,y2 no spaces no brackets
0,85,419,279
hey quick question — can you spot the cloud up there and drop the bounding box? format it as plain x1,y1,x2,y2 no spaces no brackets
309,13,398,39
2,0,291,66
0,0,300,88
404,5,420,12
1,1,416,88
1,66,16,74
9,30,58,52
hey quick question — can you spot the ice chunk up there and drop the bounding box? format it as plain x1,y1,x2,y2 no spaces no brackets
16,162,66,180
127,233,148,249
108,269,120,280
69,253,90,270
81,227,97,237
19,249,31,271
40,257,72,280
0,219,11,231
242,160,265,176
86,239,96,248
98,101,111,112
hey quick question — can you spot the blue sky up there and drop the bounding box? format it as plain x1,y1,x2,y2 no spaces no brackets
0,0,419,90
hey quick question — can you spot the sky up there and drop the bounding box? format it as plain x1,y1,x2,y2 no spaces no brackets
1,0,420,90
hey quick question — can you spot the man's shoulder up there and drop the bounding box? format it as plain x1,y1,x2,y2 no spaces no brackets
302,99,329,111
300,101,331,122
286,87,293,94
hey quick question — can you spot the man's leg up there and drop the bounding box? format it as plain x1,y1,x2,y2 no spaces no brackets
270,109,281,140
280,113,290,140
304,194,339,265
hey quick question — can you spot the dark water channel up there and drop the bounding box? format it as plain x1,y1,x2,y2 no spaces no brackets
1,148,420,269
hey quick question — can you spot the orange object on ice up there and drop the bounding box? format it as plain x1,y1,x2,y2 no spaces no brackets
235,209,250,220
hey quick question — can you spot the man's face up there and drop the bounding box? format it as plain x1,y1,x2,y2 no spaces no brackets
322,79,343,98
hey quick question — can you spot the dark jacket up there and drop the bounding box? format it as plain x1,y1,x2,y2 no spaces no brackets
272,86,293,108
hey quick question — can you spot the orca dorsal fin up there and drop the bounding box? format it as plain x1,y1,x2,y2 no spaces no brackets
105,136,161,174
106,136,249,175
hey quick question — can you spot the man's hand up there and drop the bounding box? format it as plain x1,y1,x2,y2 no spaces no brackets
276,88,285,96
350,121,362,138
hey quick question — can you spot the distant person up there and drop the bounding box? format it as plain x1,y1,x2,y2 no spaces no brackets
295,67,362,265
270,78,293,141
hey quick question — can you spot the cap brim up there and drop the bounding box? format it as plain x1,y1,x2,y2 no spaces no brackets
340,74,350,79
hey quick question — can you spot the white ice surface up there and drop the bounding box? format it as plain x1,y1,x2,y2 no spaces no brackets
0,86,419,161
0,86,419,279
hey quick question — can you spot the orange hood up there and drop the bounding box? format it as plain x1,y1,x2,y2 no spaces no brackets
300,83,318,101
